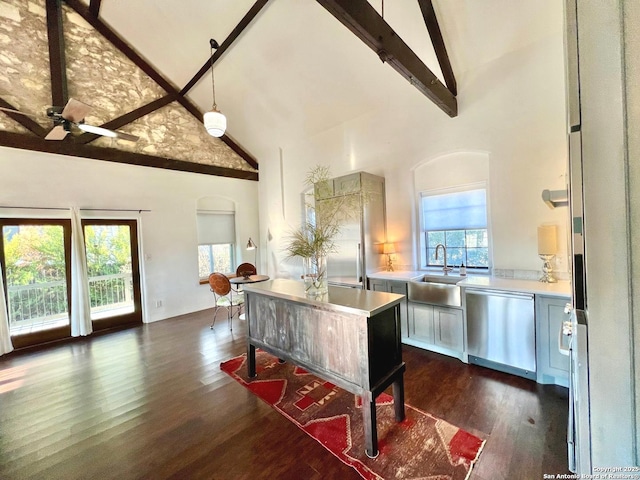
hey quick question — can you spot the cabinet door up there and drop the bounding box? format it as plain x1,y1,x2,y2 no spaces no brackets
368,279,387,291
434,307,464,351
536,295,570,385
408,303,434,344
333,173,361,195
388,281,408,339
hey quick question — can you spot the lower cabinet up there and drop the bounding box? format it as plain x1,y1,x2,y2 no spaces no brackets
536,295,571,387
367,279,408,338
407,302,464,359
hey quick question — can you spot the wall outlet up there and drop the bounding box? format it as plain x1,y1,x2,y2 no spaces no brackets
155,300,162,308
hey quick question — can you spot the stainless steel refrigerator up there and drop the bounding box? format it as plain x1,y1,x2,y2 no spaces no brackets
316,172,386,289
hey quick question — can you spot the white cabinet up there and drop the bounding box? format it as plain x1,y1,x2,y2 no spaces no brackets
535,295,570,387
434,306,464,351
367,279,408,338
406,302,464,360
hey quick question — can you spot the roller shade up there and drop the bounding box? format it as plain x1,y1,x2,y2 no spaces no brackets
422,188,487,230
197,211,235,245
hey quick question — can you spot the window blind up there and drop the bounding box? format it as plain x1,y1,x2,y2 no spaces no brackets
422,188,487,230
196,211,235,245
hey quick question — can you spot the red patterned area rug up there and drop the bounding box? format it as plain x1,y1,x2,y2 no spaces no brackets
220,351,485,480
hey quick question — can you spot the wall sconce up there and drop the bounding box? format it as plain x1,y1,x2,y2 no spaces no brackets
383,242,396,272
537,225,558,283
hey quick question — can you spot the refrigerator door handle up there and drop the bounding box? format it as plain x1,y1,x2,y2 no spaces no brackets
357,243,362,282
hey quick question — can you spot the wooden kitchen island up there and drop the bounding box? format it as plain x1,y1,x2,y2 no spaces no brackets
242,279,406,458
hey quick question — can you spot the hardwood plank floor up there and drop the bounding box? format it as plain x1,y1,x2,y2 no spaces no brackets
0,309,570,479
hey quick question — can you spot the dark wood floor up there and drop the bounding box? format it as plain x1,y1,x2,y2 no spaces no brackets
0,309,570,480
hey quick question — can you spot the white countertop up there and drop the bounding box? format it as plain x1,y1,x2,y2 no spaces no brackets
368,270,571,298
458,276,571,297
367,270,424,281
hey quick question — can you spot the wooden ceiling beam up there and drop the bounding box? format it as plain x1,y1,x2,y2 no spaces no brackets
46,0,68,107
88,0,101,18
76,94,176,144
0,131,258,181
417,0,456,96
63,0,259,169
180,0,271,95
316,0,457,117
0,98,48,138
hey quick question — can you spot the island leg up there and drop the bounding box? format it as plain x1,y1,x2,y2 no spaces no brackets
392,374,405,422
362,393,378,458
248,343,257,378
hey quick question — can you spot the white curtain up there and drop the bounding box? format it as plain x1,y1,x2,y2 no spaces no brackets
0,259,14,356
70,207,92,337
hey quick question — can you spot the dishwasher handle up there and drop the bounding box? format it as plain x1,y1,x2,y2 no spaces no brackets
465,288,534,300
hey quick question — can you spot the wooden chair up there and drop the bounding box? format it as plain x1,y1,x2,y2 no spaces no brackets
208,273,244,331
236,263,257,278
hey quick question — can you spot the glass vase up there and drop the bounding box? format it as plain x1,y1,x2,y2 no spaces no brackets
303,254,328,297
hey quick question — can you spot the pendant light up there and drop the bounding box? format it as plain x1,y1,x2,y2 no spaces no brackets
203,38,226,137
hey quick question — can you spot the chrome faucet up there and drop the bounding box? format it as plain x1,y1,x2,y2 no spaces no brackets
435,244,453,274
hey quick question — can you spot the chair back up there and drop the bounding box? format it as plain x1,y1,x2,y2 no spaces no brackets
236,263,257,277
209,273,231,296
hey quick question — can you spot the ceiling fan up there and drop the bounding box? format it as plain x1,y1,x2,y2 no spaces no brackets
0,98,139,142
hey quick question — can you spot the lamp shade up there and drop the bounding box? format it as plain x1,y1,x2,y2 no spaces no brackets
383,242,396,254
537,225,558,254
204,108,226,137
246,237,257,250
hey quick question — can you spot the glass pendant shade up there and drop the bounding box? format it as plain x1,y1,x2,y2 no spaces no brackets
204,107,226,137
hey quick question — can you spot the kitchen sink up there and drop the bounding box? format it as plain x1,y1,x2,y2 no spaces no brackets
408,275,463,307
421,274,465,285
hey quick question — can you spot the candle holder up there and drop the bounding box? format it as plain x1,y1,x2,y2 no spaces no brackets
539,254,557,283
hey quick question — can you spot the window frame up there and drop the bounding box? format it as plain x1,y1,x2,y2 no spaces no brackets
417,183,492,271
198,242,235,281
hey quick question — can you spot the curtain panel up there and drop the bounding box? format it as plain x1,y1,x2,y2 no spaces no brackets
70,207,92,337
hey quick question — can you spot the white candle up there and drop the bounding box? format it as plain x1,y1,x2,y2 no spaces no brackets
537,225,558,255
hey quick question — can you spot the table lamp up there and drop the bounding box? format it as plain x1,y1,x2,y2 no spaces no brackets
246,237,257,265
383,242,396,272
537,225,558,283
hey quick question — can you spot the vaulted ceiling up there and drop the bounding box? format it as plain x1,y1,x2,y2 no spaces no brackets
0,0,561,180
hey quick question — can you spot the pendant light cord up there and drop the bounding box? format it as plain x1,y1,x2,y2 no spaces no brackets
209,39,218,109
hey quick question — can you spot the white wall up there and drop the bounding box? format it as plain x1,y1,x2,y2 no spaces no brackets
257,6,570,281
0,147,260,323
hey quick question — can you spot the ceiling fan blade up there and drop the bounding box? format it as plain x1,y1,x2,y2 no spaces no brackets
61,98,92,123
76,123,139,142
45,124,69,140
0,106,38,118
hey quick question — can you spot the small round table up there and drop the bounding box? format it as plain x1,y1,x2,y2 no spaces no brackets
229,274,270,286
230,275,270,320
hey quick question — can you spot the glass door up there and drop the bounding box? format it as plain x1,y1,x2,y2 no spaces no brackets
83,220,142,330
0,219,72,348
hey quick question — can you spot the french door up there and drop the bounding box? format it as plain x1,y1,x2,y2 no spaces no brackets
0,218,142,349
83,220,142,331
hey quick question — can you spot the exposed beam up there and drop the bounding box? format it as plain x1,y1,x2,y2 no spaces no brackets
63,0,259,169
180,0,271,95
46,0,68,107
316,0,457,117
88,0,101,17
221,133,259,170
0,131,258,181
76,94,176,144
0,98,48,138
417,0,456,96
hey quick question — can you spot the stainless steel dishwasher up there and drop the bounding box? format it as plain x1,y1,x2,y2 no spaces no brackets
465,288,536,380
